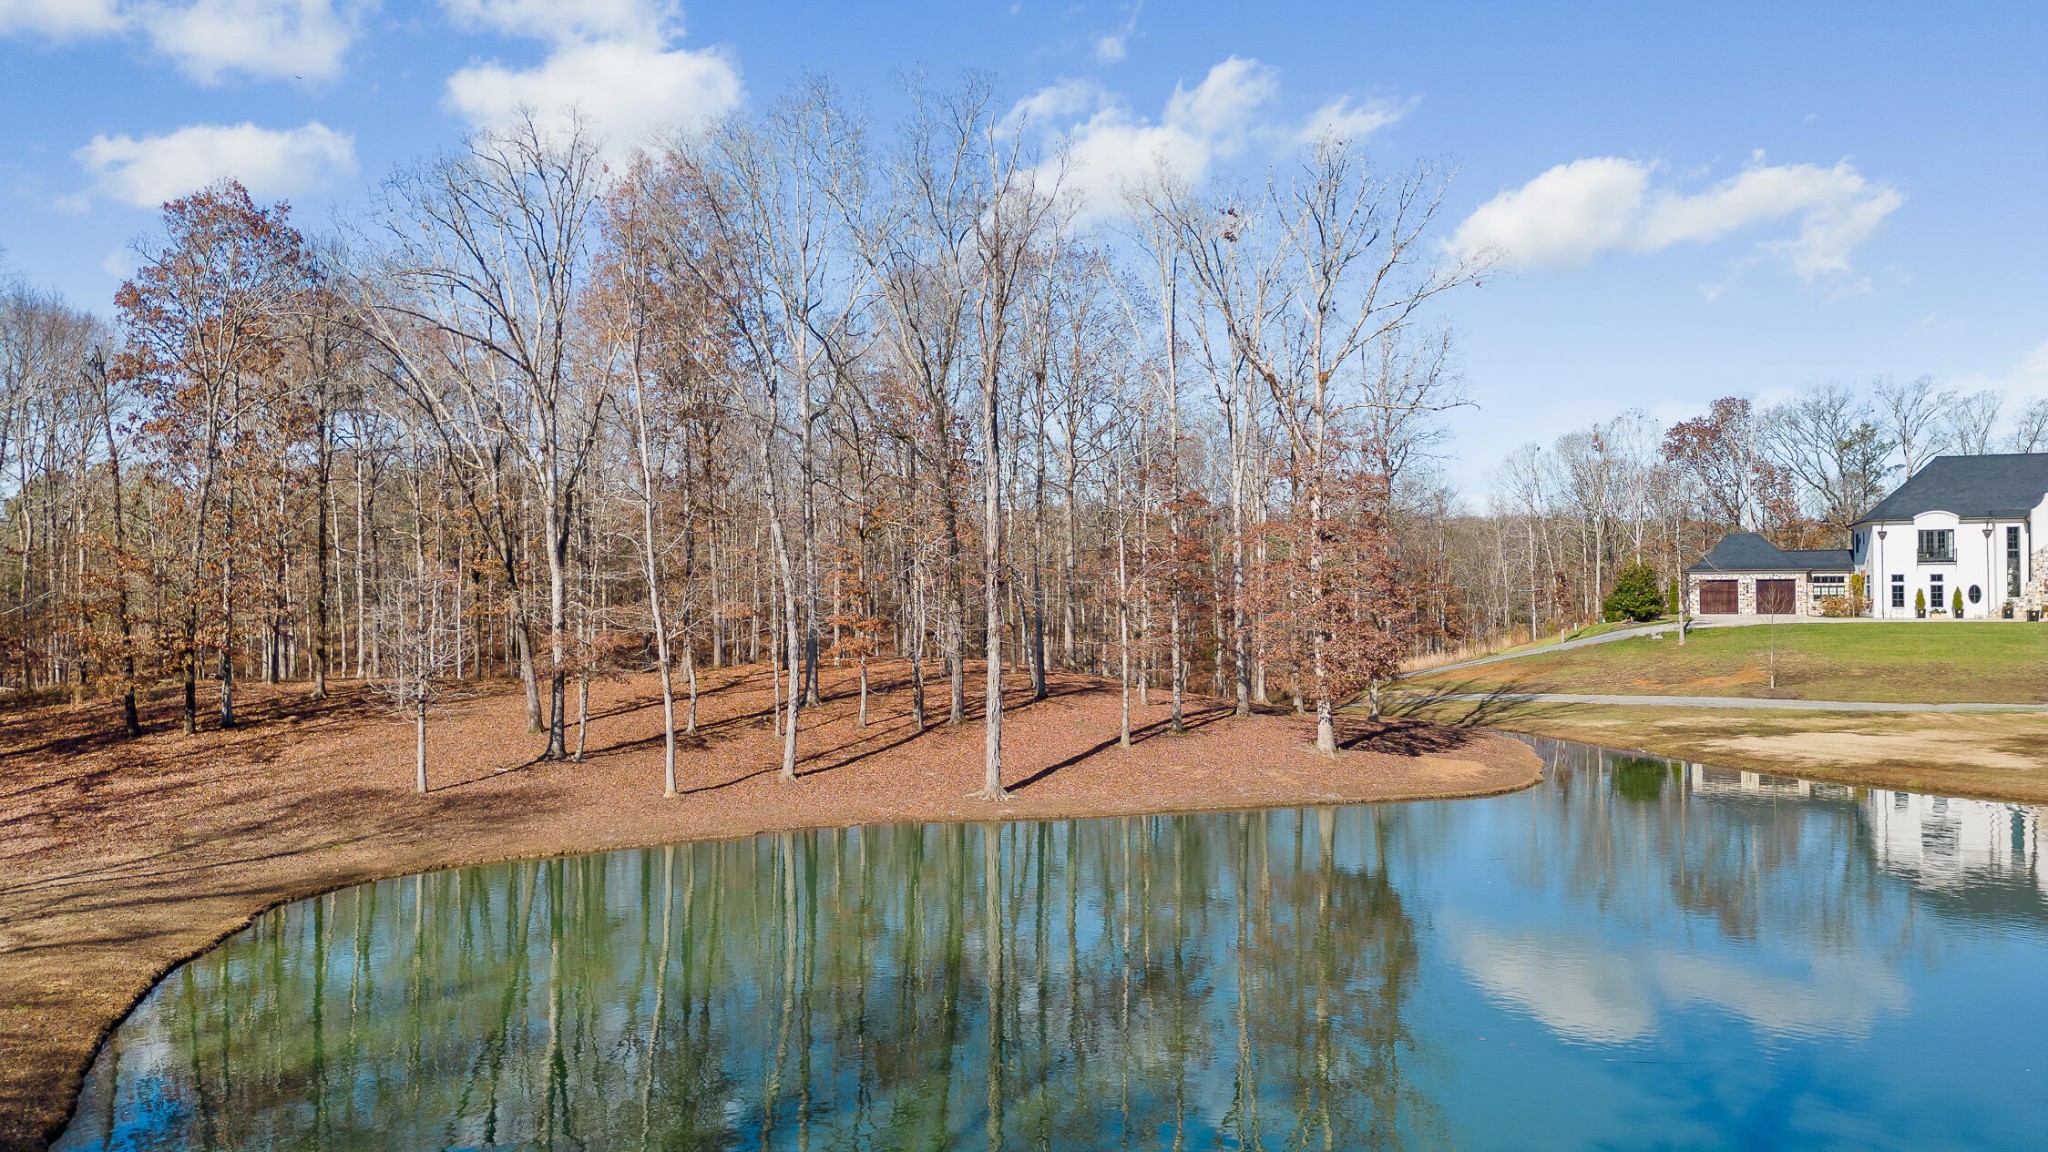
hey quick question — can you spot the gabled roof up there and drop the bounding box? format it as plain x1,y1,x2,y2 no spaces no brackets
1688,532,1853,573
1858,453,2048,523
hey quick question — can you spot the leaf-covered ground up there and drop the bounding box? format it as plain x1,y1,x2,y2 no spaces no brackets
0,662,1538,1152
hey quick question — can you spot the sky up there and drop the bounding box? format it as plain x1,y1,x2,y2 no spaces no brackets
2,0,2044,490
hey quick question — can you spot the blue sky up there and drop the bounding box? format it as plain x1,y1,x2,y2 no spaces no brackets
3,0,2044,482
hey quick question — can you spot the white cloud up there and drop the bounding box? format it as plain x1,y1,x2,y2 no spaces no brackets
1296,94,1413,147
440,0,670,46
1091,0,1139,65
1012,56,1280,219
444,38,739,155
1451,154,1903,282
141,0,360,84
101,247,140,280
440,1,738,157
0,0,124,38
1947,338,2048,408
74,120,356,208
1,1,361,83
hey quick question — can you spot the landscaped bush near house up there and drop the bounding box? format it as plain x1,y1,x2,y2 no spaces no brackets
1602,562,1664,622
1953,588,1965,617
1819,595,1855,618
1916,589,1928,616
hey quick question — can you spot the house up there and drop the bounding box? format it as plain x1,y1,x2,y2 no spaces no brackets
1688,452,2048,619
1850,453,2048,619
1687,533,1854,617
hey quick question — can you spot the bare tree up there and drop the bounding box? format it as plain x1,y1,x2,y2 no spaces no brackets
1943,389,2003,455
2008,398,2048,452
363,116,607,761
1875,375,1950,475
1762,384,1895,533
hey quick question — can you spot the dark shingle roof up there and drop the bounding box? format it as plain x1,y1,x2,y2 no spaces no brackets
1688,532,1853,573
1858,453,2048,522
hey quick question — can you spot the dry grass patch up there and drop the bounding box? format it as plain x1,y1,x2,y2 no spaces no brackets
1401,696,2048,804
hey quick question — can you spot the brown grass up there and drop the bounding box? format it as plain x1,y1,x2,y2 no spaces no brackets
1398,696,2048,804
1406,621,2048,703
0,659,1540,1152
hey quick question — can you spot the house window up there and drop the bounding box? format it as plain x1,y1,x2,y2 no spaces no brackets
1890,574,1905,608
1810,575,1846,610
1917,529,1954,563
1930,574,1944,612
2010,527,2024,599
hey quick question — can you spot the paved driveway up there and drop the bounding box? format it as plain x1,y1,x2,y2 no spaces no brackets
1400,691,2048,714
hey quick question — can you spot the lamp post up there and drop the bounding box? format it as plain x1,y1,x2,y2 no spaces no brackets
1876,529,1887,619
1984,525,1995,620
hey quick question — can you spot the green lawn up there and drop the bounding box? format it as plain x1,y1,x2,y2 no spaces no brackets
1409,621,2048,704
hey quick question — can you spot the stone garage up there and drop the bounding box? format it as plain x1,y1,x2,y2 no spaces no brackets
1687,533,1854,618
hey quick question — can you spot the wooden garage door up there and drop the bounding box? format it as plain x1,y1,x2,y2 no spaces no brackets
1700,579,1738,614
1756,579,1796,615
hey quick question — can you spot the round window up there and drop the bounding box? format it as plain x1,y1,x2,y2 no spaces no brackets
1968,585,1982,604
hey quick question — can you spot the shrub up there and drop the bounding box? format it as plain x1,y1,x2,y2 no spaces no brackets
1848,573,1869,615
1602,561,1664,622
1915,589,1927,615
1953,588,1965,617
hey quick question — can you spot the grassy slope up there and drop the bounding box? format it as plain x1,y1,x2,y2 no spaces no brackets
1410,621,2048,704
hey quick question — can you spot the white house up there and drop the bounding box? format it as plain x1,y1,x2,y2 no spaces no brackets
1851,453,2048,619
1688,453,2048,620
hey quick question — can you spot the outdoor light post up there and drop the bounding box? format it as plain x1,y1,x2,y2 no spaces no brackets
1985,526,1995,621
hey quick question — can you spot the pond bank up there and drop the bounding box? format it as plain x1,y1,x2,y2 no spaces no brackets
1396,695,2048,804
0,662,1541,1152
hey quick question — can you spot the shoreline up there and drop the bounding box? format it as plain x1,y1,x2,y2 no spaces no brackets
0,662,1542,1152
1397,698,2048,806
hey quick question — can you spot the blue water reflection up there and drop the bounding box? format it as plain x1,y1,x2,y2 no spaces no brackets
57,738,2048,1150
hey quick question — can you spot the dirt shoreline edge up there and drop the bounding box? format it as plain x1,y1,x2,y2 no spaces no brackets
2,665,1543,1152
1400,700,2048,806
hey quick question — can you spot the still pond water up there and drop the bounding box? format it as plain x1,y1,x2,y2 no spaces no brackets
58,738,2048,1150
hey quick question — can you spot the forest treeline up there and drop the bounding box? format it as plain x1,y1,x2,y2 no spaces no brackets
2,80,2037,792
0,82,1490,792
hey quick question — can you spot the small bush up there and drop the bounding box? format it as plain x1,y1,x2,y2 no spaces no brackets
1952,588,1965,617
1915,589,1927,615
1602,562,1664,622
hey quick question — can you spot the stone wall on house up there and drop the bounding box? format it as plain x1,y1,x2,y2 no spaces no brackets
2025,547,2048,615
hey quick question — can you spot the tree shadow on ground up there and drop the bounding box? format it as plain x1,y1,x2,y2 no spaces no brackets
1380,676,1571,730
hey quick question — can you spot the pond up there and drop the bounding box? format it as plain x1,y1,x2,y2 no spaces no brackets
56,738,2048,1151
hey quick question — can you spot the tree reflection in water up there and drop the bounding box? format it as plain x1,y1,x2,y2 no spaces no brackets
62,808,1430,1151
56,743,2048,1151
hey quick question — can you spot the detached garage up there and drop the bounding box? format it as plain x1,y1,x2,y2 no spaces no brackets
1687,533,1853,618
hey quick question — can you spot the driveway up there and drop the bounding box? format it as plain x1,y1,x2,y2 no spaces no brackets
1408,621,1678,679
1399,691,2048,714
